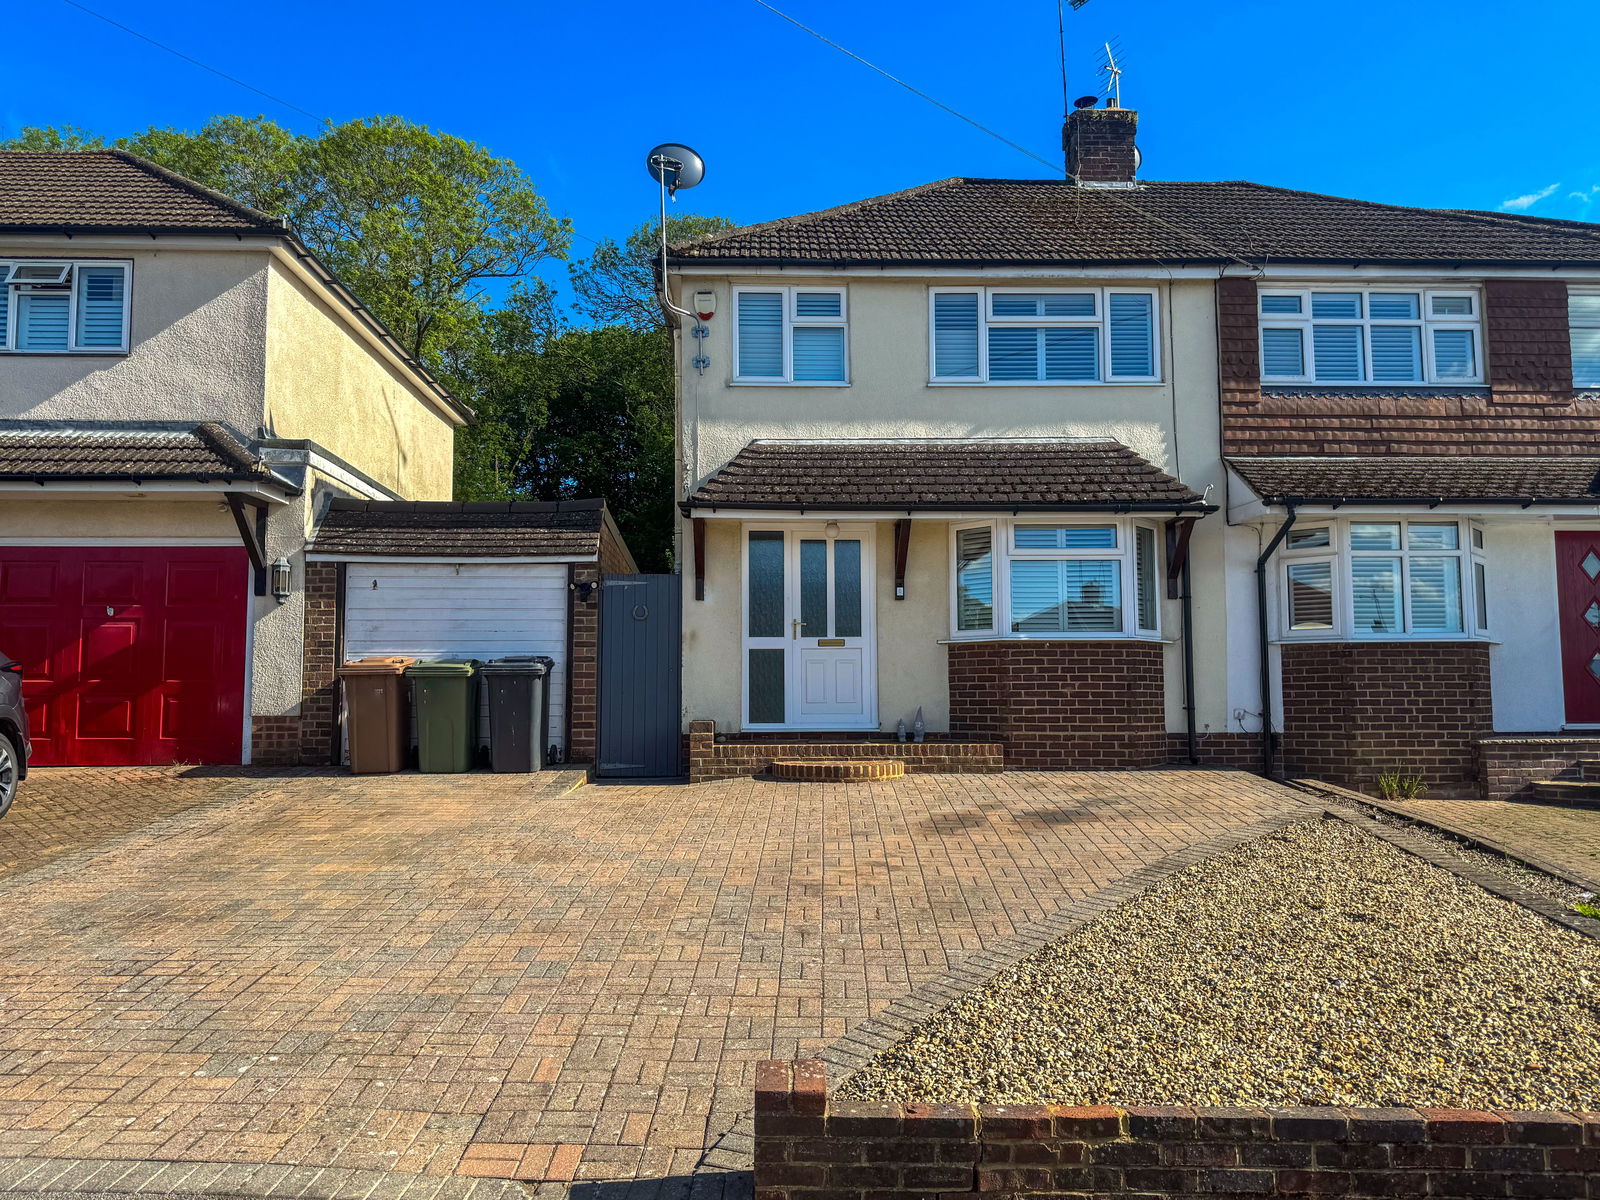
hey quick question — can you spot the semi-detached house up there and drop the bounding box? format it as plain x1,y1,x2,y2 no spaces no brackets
667,104,1600,799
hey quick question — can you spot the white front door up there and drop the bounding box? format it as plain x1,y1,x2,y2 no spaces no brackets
743,524,876,730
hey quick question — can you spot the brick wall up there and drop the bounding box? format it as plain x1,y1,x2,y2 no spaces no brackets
297,560,341,767
1063,107,1138,184
1280,641,1492,796
686,721,1004,782
1165,731,1260,770
566,563,600,765
250,716,302,767
948,640,1167,769
755,1059,1599,1200
1485,278,1574,403
599,514,637,576
1478,736,1600,802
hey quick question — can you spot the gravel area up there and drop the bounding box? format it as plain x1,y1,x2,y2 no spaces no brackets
839,818,1600,1109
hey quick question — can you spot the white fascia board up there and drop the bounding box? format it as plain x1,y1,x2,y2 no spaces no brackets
1225,264,1600,282
0,479,292,502
671,264,1216,279
305,553,597,564
262,445,399,501
685,507,1204,521
1232,502,1600,522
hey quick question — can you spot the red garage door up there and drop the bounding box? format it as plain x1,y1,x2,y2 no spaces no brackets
0,547,248,766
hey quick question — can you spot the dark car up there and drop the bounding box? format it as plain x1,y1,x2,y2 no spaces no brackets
0,651,27,819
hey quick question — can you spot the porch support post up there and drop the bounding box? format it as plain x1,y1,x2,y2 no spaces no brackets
692,517,707,601
225,492,270,595
1164,516,1196,601
893,519,911,600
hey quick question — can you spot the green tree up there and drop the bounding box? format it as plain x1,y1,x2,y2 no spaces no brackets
569,213,735,330
3,125,105,151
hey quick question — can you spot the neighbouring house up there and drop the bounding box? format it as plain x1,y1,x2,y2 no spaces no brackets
0,150,474,767
667,102,1600,798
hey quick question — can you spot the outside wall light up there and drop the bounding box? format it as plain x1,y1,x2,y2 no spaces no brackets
270,556,293,604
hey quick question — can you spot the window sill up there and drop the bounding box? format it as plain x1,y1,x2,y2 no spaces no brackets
1260,380,1486,390
729,379,851,387
940,633,1169,645
926,379,1163,388
0,350,130,357
1272,635,1499,645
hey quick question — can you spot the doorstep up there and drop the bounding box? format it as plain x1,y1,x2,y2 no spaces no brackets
1477,733,1600,802
686,721,1003,783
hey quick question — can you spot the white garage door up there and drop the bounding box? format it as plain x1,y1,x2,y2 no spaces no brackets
343,562,569,753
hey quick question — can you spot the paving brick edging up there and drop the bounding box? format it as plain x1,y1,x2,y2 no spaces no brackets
754,1059,1600,1200
0,1155,526,1200
701,807,1317,1173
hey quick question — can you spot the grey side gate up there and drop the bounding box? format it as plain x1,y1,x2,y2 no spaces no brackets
597,573,683,777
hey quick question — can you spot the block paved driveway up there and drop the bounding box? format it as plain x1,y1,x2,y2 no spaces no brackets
1384,796,1600,889
0,766,1308,1187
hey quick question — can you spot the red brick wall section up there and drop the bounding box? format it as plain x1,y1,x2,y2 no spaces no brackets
755,1059,1599,1200
948,640,1167,769
1478,736,1600,802
686,721,1004,782
1063,107,1138,184
1280,641,1492,796
1217,276,1262,409
1165,731,1260,770
598,513,638,575
566,563,600,765
1485,277,1574,404
250,716,302,767
298,561,341,767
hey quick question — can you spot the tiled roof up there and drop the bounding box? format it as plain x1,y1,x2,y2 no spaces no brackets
311,499,608,558
0,423,268,482
686,439,1209,511
0,150,284,235
669,178,1600,267
1228,456,1600,504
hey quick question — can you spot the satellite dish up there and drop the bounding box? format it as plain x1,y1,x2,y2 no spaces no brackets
646,143,704,196
1072,95,1099,110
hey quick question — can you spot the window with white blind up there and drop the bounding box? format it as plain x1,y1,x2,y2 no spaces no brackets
1279,519,1487,640
929,287,1159,384
1571,289,1600,388
0,260,130,354
949,517,1162,638
1258,288,1481,385
733,286,848,384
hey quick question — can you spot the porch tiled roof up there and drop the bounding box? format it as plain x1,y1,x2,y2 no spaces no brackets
310,498,606,558
0,422,268,482
686,439,1209,512
1227,455,1600,504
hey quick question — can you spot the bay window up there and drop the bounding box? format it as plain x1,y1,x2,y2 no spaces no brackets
733,286,848,384
930,287,1159,384
950,517,1162,638
1280,519,1486,639
0,260,130,354
1259,288,1481,385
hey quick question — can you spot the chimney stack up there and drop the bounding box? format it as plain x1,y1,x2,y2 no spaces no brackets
1064,103,1139,185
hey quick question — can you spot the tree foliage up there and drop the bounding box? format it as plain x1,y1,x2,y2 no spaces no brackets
569,213,735,330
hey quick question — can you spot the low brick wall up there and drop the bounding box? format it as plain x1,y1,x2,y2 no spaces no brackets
1166,731,1260,770
1478,735,1600,802
1280,641,1492,797
250,715,303,766
755,1059,1599,1200
948,640,1167,770
687,722,1004,782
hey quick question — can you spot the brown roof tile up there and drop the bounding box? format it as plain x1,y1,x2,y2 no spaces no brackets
670,178,1600,267
687,439,1208,511
0,150,283,235
0,422,268,481
311,499,607,558
1228,455,1600,504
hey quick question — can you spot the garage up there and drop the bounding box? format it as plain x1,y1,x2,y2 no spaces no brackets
0,545,249,766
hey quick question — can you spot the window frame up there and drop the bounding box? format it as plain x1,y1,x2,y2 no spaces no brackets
0,258,132,355
1257,286,1483,386
1277,517,1488,641
947,516,1163,640
731,284,849,386
928,285,1162,386
1570,286,1600,389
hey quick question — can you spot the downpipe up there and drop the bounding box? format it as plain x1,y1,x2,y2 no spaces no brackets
1254,506,1297,778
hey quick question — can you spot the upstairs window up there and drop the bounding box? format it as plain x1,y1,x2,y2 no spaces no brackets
733,286,848,384
0,260,130,354
1572,289,1600,388
930,287,1160,384
1259,288,1481,385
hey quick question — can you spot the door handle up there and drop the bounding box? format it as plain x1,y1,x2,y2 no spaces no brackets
792,618,801,639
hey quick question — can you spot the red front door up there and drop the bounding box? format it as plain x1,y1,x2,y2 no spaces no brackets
1557,531,1600,726
0,547,248,765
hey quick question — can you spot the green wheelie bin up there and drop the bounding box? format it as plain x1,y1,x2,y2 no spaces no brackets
407,659,480,773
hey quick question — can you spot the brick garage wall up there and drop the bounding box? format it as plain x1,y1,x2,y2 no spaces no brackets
250,716,302,766
1280,641,1492,796
686,721,1004,783
566,563,600,765
1478,736,1600,802
755,1059,1599,1200
297,560,341,767
949,640,1167,769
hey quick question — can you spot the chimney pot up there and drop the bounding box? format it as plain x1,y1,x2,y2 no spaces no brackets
1063,106,1139,185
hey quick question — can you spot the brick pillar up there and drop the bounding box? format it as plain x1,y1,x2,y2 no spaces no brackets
566,563,601,764
298,561,341,766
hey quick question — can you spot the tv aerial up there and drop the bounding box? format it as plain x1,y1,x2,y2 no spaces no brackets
646,142,711,370
1098,39,1127,107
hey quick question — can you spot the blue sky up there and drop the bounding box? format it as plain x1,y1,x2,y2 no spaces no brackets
7,0,1599,291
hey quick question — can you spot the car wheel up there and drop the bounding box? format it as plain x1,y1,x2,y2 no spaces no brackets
0,731,17,820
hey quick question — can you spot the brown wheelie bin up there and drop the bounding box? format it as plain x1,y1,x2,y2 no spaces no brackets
338,656,416,773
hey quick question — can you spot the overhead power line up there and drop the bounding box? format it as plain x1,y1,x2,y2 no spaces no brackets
58,0,327,123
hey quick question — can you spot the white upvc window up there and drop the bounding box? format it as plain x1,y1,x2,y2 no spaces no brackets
1571,288,1600,388
1258,287,1482,385
949,517,1162,639
1279,518,1487,640
732,285,848,384
929,286,1160,385
0,259,131,354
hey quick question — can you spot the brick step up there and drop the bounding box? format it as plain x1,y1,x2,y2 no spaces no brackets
1527,779,1600,808
770,759,906,782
